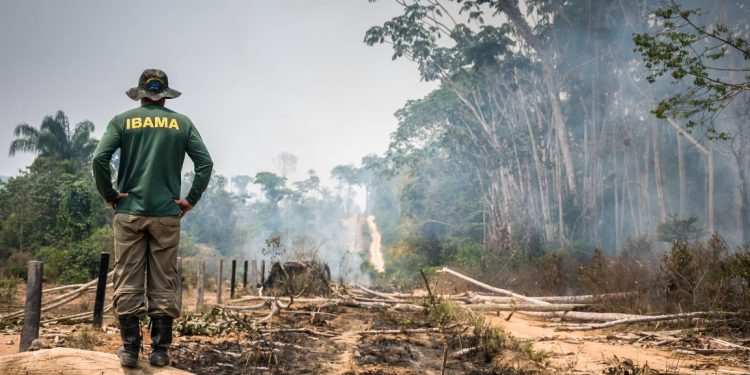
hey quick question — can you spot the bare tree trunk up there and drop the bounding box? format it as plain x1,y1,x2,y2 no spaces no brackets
642,134,653,230
677,136,686,218
651,122,667,223
555,142,566,243
707,147,715,233
498,0,577,196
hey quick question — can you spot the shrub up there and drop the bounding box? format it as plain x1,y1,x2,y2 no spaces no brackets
1,251,33,278
656,215,702,242
660,234,741,312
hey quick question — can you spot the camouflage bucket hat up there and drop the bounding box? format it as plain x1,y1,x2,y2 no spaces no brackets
126,69,181,101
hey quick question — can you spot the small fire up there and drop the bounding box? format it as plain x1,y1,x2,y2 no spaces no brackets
366,215,385,273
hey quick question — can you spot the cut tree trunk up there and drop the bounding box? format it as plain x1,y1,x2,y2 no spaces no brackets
437,267,551,306
554,311,732,331
517,311,641,322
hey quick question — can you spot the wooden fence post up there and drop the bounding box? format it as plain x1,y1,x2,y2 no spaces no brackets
230,259,237,299
251,260,257,288
243,260,248,289
216,259,223,304
92,253,110,330
196,261,205,313
19,261,42,352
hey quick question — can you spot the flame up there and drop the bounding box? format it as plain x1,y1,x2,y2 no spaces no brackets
366,215,385,273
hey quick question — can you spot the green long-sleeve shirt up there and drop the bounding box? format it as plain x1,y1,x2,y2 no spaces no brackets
93,104,213,216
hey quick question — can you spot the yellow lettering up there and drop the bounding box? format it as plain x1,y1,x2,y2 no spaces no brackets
169,119,180,130
132,118,142,129
143,117,154,128
155,117,168,128
126,118,131,130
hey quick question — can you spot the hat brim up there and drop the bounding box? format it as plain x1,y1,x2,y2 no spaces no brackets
126,87,182,101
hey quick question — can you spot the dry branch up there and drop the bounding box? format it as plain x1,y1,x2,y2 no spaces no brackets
1,272,114,320
518,311,641,322
39,303,113,325
353,284,399,302
555,311,731,331
437,267,550,306
465,303,588,312
339,300,423,311
260,328,336,337
220,301,269,311
358,327,441,335
457,292,632,304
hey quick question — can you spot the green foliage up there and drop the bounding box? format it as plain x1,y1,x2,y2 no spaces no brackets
450,243,493,272
39,227,113,283
633,3,750,137
0,276,19,305
254,171,290,206
182,174,244,255
9,111,98,166
384,238,431,288
655,215,702,242
660,235,743,311
1,252,33,278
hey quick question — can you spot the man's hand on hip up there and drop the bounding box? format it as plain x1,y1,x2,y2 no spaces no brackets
174,198,193,216
110,192,129,209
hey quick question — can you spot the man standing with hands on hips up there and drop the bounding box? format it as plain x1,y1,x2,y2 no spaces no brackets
93,69,213,368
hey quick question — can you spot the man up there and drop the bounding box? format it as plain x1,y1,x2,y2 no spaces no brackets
93,69,213,368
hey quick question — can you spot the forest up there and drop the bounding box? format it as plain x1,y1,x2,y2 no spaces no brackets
1,0,750,308
4,1,750,373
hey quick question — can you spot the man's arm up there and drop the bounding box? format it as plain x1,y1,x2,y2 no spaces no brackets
184,124,213,206
92,118,122,203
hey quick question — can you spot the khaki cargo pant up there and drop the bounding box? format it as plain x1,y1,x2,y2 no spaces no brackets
113,213,181,319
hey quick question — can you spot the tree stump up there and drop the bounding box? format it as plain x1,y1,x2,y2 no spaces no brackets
262,261,331,297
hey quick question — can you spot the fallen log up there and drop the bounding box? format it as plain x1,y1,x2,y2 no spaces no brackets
339,300,423,311
554,311,731,331
711,338,750,352
359,327,441,335
1,272,114,320
457,292,632,304
465,303,588,312
353,284,400,302
436,267,550,306
42,284,85,293
260,327,336,337
39,303,113,325
226,295,333,304
220,301,269,311
517,311,641,322
0,347,191,375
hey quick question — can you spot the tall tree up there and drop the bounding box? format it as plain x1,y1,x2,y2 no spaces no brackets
9,111,98,167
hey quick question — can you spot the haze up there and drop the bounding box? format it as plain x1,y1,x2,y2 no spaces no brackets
0,1,435,183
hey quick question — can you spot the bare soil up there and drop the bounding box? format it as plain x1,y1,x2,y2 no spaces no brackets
2,284,750,374
489,312,750,374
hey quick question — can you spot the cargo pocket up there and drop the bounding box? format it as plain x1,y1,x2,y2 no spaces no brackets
153,216,181,249
158,216,181,227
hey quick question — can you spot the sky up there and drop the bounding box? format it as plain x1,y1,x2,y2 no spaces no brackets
0,1,436,187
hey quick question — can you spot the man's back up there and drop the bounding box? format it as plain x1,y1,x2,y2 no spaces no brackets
94,68,211,368
93,104,212,216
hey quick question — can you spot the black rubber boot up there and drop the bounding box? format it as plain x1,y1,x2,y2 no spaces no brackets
149,315,173,367
117,315,142,368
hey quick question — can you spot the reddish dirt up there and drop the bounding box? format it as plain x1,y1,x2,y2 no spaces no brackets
489,312,750,373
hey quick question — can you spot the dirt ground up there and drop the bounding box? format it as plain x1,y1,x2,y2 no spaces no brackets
3,283,750,374
489,313,750,374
